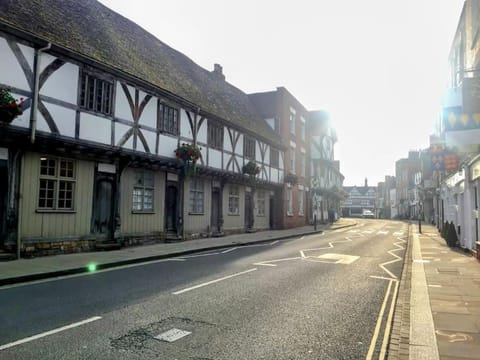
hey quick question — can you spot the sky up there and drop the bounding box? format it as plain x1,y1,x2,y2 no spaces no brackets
99,0,465,186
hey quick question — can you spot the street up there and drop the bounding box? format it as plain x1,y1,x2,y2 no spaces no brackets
0,219,407,359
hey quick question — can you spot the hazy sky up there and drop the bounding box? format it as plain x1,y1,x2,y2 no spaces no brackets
99,0,465,186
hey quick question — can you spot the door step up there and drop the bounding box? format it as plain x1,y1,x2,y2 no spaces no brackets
0,250,16,261
165,232,182,243
95,242,122,250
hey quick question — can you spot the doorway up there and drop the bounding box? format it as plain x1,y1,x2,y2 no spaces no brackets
211,188,221,233
92,174,115,238
165,182,178,233
245,192,253,230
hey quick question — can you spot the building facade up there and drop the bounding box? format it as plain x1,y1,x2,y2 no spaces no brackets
0,0,286,256
342,179,376,217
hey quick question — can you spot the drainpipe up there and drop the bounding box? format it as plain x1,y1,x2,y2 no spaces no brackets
30,42,51,144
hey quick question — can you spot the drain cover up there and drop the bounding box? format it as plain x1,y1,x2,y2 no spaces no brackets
436,267,460,274
154,328,192,342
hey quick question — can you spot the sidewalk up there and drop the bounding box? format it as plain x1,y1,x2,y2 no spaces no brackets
0,219,355,286
390,223,480,360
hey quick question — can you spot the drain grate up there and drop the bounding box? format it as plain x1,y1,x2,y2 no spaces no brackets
436,267,460,274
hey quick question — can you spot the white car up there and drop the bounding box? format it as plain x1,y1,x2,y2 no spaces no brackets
362,210,375,219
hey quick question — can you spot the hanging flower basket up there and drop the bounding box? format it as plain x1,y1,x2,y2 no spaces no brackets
174,143,202,177
0,88,23,124
284,173,298,185
242,161,260,176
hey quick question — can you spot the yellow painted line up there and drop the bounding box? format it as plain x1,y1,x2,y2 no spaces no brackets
379,281,399,358
366,280,393,360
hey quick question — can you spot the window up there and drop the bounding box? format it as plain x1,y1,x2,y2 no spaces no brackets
290,146,296,173
133,170,154,212
289,108,296,135
79,71,113,115
287,188,293,215
300,116,306,141
159,103,179,135
189,178,204,213
244,136,255,160
270,148,279,167
38,157,75,210
301,152,306,177
298,189,304,216
228,185,240,215
257,190,266,216
208,122,224,149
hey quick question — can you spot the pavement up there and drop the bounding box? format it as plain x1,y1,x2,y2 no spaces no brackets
0,219,355,286
389,223,480,360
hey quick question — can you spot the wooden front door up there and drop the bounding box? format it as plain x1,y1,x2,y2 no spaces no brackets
211,189,221,233
245,192,253,230
92,174,115,237
165,183,177,233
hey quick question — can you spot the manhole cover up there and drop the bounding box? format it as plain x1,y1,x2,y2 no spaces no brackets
154,328,191,342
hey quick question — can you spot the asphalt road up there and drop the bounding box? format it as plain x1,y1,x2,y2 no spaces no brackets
0,219,408,359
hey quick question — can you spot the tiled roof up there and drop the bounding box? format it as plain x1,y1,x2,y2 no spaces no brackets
0,0,283,147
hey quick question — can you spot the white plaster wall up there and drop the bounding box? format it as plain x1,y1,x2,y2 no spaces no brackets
138,93,157,128
271,168,279,183
124,136,134,150
0,38,32,91
255,142,262,162
224,130,232,152
80,113,111,145
115,83,134,120
209,148,222,169
264,145,270,165
142,129,157,154
158,134,178,159
237,134,244,156
197,118,207,143
44,102,76,137
223,153,232,171
180,109,193,139
279,152,285,170
36,112,51,133
40,61,79,105
115,122,131,147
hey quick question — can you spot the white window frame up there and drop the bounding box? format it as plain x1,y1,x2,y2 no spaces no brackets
290,146,296,174
38,157,76,211
257,190,266,216
298,189,304,216
300,116,306,141
289,108,296,135
132,170,155,212
228,185,240,215
287,188,293,216
189,178,204,214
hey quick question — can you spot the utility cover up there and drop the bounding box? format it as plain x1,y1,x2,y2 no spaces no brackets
154,328,192,343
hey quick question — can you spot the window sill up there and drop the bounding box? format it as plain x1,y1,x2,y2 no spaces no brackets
36,209,76,214
188,212,205,215
287,212,293,217
228,213,240,216
298,213,305,217
132,210,155,214
257,214,266,217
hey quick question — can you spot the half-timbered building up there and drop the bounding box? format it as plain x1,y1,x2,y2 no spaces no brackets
0,0,285,256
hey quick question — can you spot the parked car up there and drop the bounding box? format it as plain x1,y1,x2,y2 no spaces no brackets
362,210,375,219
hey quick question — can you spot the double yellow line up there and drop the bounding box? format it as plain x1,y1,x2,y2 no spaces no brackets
366,279,399,359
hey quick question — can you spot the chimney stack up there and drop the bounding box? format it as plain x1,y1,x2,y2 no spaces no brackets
212,63,225,81
365,177,368,187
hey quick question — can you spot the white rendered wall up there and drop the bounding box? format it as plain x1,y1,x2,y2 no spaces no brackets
0,38,33,91
40,57,79,105
80,113,111,145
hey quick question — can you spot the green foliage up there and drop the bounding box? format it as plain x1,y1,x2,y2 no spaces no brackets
242,161,260,176
0,88,24,123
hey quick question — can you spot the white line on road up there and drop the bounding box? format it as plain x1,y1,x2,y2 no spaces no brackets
221,247,238,254
0,316,102,351
253,257,302,267
270,240,280,245
369,275,398,282
172,268,257,295
182,252,221,258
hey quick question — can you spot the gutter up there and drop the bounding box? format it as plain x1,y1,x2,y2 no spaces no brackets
30,42,51,144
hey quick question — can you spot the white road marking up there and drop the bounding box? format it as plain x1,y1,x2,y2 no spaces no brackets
379,239,405,279
369,275,398,282
393,232,404,236
366,281,393,360
0,316,102,351
362,230,374,234
253,257,302,267
182,252,221,258
221,247,238,254
348,230,359,233
428,284,442,288
315,253,360,264
172,268,257,295
270,240,280,245
377,231,389,235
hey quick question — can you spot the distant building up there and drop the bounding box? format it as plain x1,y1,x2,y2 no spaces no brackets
342,178,376,217
395,151,420,219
